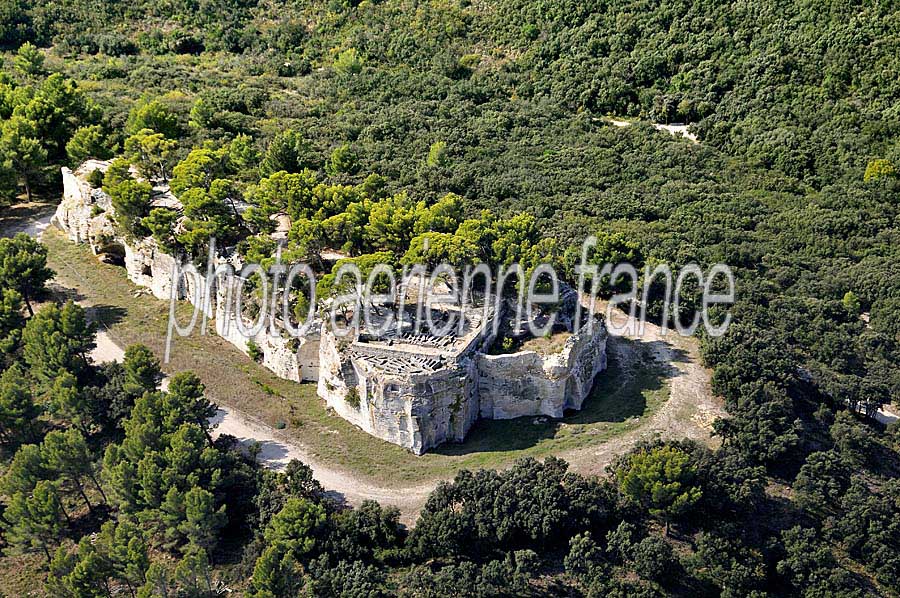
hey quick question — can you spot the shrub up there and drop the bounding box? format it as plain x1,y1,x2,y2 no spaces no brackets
632,536,676,584
86,169,104,188
247,339,263,362
346,387,360,409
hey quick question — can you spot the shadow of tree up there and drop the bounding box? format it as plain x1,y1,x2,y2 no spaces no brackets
0,201,55,238
87,304,128,328
47,281,87,304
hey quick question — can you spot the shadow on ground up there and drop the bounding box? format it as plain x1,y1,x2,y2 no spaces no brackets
87,304,128,328
0,200,56,237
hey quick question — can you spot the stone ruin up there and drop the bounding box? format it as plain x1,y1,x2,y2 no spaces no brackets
55,161,609,454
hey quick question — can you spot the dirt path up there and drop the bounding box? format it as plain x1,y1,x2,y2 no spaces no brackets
5,209,435,524
208,406,436,521
557,299,726,475
81,317,435,524
604,117,699,143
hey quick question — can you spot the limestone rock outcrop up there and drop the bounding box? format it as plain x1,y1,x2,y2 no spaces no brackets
476,320,608,419
56,162,609,455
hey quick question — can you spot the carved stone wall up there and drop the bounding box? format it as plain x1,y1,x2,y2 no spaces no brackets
476,318,608,420
56,164,320,384
57,162,610,455
317,329,481,454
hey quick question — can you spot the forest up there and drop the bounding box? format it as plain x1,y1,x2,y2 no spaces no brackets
0,0,899,595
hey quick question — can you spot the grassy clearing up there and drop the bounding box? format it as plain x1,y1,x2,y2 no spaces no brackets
520,331,573,355
43,227,670,485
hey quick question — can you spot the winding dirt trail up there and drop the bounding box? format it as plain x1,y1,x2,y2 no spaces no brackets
558,299,726,475
7,204,723,524
4,206,436,523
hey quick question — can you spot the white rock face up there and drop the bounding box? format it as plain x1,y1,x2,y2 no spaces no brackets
317,328,482,454
55,165,321,385
476,320,608,419
124,237,183,301
317,313,608,454
56,163,609,454
56,163,116,250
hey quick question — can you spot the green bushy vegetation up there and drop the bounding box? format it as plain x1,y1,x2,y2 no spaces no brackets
0,0,899,595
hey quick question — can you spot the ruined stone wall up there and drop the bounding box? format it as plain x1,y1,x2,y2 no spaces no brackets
476,318,608,419
213,277,320,382
57,163,610,455
57,164,116,250
317,329,479,454
123,237,184,302
56,165,320,383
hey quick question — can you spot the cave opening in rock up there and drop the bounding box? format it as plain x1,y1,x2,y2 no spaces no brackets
98,242,126,267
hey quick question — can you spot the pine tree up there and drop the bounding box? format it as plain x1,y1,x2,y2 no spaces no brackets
0,287,25,353
0,363,38,448
178,487,226,553
48,537,115,597
0,116,46,202
0,233,54,315
123,344,161,397
164,372,217,442
616,445,702,535
95,517,150,598
3,480,66,561
136,563,172,598
264,498,327,557
13,42,45,77
47,370,93,433
42,428,107,512
22,301,95,384
259,129,316,177
174,545,214,595
250,542,303,598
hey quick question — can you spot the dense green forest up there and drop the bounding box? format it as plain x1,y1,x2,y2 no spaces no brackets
0,0,899,595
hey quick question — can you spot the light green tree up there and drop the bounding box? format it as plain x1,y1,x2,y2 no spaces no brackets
616,445,702,535
426,140,448,167
414,192,463,234
126,99,179,139
0,232,54,315
170,147,225,195
65,125,112,165
364,192,426,254
109,179,153,238
334,48,363,75
325,143,358,176
124,128,177,182
864,158,897,182
842,291,862,314
13,42,45,77
0,115,46,201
